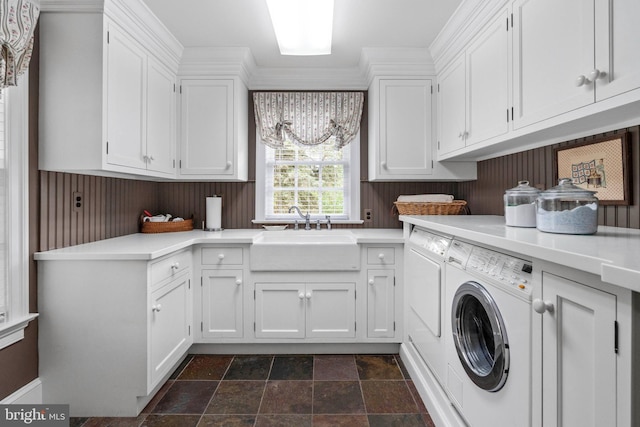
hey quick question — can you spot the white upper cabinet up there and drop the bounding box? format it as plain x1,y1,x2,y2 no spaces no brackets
39,0,182,179
437,54,467,156
594,0,640,101
146,57,177,175
178,78,248,181
514,0,640,124
512,0,595,129
438,8,510,156
465,9,510,145
104,22,147,172
369,77,476,181
433,0,640,160
369,78,434,180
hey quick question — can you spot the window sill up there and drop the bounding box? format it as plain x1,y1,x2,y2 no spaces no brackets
0,313,38,351
252,219,365,225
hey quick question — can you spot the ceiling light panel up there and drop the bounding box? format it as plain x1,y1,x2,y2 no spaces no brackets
266,0,334,56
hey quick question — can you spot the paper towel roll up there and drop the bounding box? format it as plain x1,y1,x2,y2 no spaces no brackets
206,196,222,230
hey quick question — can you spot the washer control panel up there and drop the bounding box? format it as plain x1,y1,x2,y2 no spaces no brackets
467,246,533,298
409,227,452,259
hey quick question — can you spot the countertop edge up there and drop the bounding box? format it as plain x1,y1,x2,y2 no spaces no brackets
400,215,640,292
34,229,404,261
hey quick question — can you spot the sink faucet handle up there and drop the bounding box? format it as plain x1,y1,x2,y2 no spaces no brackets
316,219,321,230
294,219,299,230
325,215,332,230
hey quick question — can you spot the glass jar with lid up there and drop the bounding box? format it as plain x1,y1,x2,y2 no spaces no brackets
504,181,539,227
536,178,599,234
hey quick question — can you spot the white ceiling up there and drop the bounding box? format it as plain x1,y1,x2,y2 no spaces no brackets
141,0,462,69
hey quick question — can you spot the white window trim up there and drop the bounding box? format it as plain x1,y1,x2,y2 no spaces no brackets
254,130,362,224
0,76,38,351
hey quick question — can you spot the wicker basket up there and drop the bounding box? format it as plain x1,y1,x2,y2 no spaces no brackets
141,218,194,233
393,200,467,216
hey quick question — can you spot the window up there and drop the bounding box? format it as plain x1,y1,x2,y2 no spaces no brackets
0,80,36,350
256,133,360,222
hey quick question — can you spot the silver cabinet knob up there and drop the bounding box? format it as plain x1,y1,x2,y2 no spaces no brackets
533,299,554,314
589,69,605,81
378,253,385,260
171,262,180,270
381,161,388,169
218,254,225,260
152,304,162,312
299,292,305,299
368,279,375,285
575,75,591,87
226,161,232,169
235,279,242,286
305,292,312,299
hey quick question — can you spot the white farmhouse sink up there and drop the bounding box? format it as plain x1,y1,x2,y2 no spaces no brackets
250,230,360,271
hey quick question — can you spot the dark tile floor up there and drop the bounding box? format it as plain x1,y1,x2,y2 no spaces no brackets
71,354,436,427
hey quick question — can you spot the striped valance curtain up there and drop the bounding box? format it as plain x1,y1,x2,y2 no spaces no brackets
1,0,40,89
253,92,364,149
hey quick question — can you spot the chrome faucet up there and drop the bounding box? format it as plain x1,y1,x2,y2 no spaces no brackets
289,206,311,230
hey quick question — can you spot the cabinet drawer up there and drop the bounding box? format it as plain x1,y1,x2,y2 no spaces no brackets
150,250,192,285
367,247,396,265
201,247,244,265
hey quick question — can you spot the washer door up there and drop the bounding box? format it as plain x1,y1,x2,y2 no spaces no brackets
451,281,509,392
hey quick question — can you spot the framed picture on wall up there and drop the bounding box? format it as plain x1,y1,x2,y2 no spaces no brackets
554,133,632,205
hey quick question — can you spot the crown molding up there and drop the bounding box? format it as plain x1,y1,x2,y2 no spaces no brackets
40,0,183,72
360,47,436,85
40,0,103,12
179,47,255,85
249,67,367,90
429,0,508,73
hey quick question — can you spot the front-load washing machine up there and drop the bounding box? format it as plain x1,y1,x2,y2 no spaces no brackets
444,239,533,427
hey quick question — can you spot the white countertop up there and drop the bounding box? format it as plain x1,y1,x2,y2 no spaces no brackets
400,215,640,292
34,228,404,261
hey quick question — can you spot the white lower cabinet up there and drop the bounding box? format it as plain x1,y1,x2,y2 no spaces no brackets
537,271,617,427
367,269,395,338
255,282,356,339
37,249,192,417
532,264,637,427
149,271,192,388
202,269,244,338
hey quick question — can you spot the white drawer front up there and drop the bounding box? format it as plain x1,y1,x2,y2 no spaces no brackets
367,247,396,265
201,247,244,265
150,250,192,285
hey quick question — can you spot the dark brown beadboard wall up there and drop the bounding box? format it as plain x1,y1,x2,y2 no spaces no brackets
157,181,458,230
39,172,158,251
458,125,640,229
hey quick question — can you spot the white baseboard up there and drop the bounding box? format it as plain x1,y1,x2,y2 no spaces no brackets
399,343,466,427
1,379,42,404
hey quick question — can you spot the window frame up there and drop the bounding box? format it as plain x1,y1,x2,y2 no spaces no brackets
255,131,361,224
0,77,37,350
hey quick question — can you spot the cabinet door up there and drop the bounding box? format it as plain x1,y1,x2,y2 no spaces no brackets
149,273,192,390
367,269,395,338
374,79,433,179
146,57,176,176
305,283,356,338
255,283,305,338
437,54,467,155
179,79,235,176
540,272,616,427
202,270,243,338
512,0,595,129
465,8,510,145
105,23,147,170
594,0,640,101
